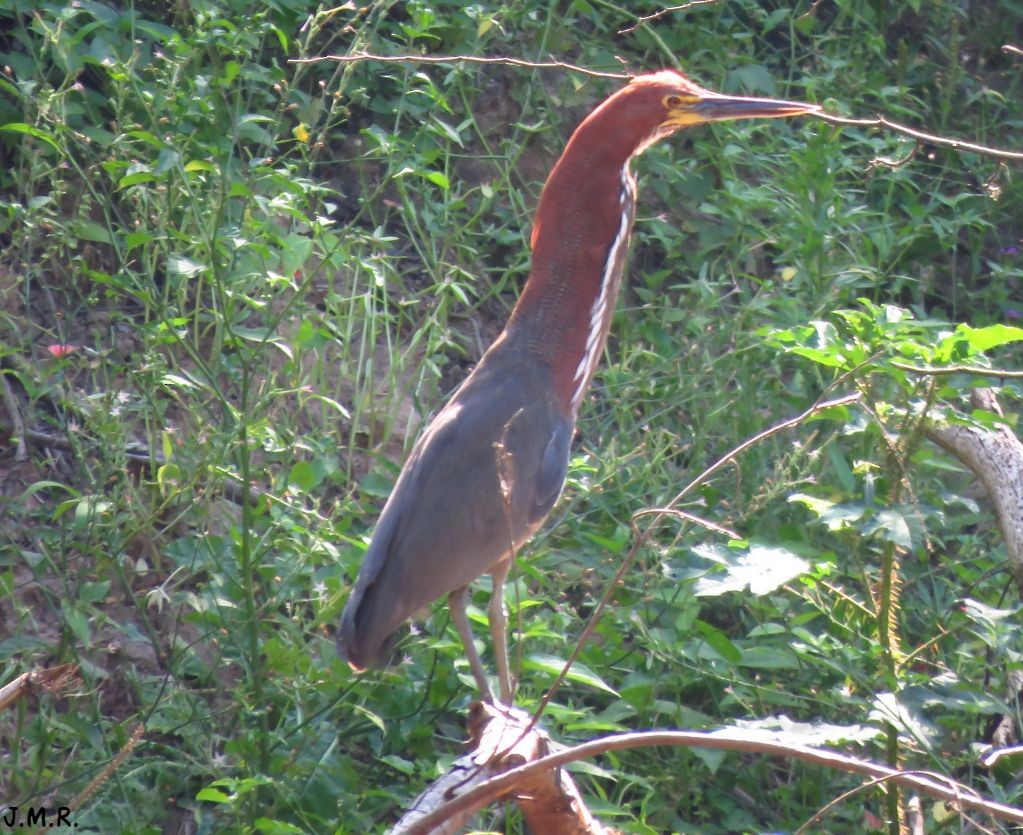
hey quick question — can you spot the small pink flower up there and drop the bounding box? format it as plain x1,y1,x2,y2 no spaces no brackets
46,344,78,358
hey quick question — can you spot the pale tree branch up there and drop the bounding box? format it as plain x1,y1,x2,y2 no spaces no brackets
617,0,720,35
816,111,1023,161
291,52,629,79
399,724,1023,835
295,52,1022,162
893,361,1023,379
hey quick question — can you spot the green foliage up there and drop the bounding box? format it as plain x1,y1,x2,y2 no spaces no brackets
1,0,1022,833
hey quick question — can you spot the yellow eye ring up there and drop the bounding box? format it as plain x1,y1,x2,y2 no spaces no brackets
665,95,685,108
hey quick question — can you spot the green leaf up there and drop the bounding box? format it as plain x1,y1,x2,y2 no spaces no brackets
524,654,619,695
0,122,61,153
195,788,230,803
695,620,741,663
360,472,395,498
62,604,92,645
253,819,305,835
379,754,416,775
79,580,111,605
422,170,450,190
862,508,913,549
736,645,799,670
288,460,324,492
118,170,155,188
953,323,1023,354
167,255,207,277
789,494,866,530
692,544,809,597
72,220,114,244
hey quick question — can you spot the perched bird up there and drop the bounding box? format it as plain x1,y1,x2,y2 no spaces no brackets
338,69,817,702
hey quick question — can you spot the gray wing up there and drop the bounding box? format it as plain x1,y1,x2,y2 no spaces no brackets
337,368,572,670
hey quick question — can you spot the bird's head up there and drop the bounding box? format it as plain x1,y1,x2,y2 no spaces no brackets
585,69,819,157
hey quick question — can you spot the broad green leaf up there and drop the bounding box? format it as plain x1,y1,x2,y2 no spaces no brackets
789,494,865,530
870,692,938,749
72,220,114,244
253,819,305,835
195,788,230,803
1,122,61,153
288,460,324,492
379,754,415,775
952,323,1023,354
524,654,619,695
695,620,742,662
692,545,809,597
737,645,799,670
713,716,881,746
167,254,207,277
862,508,913,548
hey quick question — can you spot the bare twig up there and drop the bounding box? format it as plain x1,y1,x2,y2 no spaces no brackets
632,507,741,541
400,728,1023,835
617,0,719,35
0,664,80,711
291,52,630,80
816,111,1023,161
1003,45,1023,58
295,52,1020,162
892,361,1023,379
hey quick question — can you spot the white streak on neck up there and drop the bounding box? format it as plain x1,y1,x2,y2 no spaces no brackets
570,169,636,413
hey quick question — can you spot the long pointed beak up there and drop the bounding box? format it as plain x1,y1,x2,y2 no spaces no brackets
665,90,819,128
692,91,819,122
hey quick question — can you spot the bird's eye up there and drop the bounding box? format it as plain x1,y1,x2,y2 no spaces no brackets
665,95,685,108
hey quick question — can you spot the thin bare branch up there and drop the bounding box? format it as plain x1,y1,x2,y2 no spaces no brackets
1003,45,1023,57
293,52,1019,163
0,664,79,711
617,0,720,35
291,52,630,79
816,111,1023,161
632,507,741,540
401,729,1023,835
892,361,1023,378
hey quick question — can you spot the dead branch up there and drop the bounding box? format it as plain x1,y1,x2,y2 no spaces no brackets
292,52,629,80
923,389,1023,588
893,361,1023,379
68,723,145,811
401,724,1023,834
816,111,1023,162
0,664,80,711
392,702,608,835
617,0,720,35
923,389,1023,747
294,53,1021,163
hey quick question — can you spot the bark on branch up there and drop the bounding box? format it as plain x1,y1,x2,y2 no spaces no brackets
923,388,1023,747
391,701,609,835
394,705,1023,833
923,388,1023,590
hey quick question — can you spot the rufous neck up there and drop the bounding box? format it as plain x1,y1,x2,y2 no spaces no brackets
506,129,638,416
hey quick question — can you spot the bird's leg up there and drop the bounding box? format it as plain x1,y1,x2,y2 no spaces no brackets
448,587,494,702
489,561,513,704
